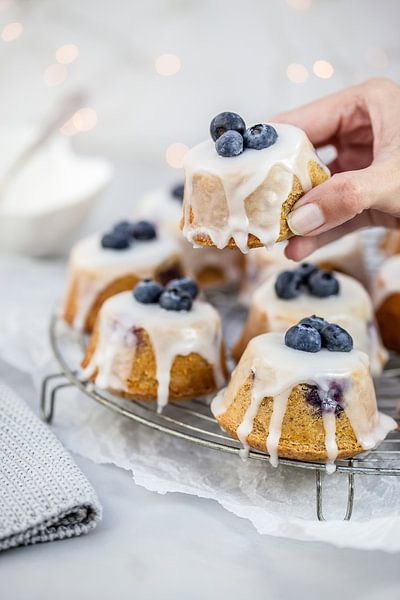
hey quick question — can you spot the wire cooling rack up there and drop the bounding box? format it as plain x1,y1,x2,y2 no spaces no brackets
41,306,400,522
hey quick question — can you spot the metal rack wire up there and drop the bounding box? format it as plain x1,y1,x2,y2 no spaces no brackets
41,313,400,522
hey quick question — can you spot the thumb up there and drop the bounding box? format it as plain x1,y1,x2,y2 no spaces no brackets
287,168,375,236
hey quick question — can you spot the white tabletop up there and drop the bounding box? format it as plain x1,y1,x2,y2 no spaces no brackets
0,362,399,600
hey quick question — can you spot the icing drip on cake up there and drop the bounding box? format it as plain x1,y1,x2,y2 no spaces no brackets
82,292,226,410
65,231,181,330
246,271,387,375
135,188,243,285
212,333,395,471
182,123,329,253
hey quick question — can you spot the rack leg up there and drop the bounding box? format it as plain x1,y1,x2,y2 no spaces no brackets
315,468,355,521
40,373,73,423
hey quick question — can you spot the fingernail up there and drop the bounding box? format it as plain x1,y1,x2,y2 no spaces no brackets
288,203,325,235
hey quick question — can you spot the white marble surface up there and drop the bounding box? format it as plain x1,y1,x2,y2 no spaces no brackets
1,363,400,600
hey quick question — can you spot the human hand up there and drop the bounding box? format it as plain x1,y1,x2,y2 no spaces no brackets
274,77,400,260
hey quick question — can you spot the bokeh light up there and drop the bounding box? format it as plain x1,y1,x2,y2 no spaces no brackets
56,43,79,65
166,143,188,168
43,63,68,86
366,47,388,69
313,60,334,79
72,107,98,132
286,0,312,10
60,107,98,136
155,53,181,76
1,21,23,42
286,63,309,83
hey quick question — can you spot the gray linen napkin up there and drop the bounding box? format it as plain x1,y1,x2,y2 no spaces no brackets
0,382,102,551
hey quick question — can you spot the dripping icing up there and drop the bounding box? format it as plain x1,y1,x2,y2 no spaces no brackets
182,123,329,253
82,292,226,410
211,333,396,470
64,231,181,331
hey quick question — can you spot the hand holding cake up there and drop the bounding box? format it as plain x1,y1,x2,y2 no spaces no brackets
275,77,400,260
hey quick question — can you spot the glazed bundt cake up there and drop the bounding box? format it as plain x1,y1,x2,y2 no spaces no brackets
181,111,330,253
82,277,227,410
241,231,368,302
136,182,244,288
234,264,387,374
213,320,396,471
374,255,400,353
63,220,183,332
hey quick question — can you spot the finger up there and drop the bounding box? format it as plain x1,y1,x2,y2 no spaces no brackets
272,84,361,147
286,168,380,237
284,214,373,261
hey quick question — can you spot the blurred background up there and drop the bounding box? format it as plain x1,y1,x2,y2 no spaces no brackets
0,0,399,254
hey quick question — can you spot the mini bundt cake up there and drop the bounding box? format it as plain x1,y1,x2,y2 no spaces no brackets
374,255,400,353
136,182,244,288
212,320,396,471
241,231,368,302
233,264,387,375
63,220,183,332
181,111,330,253
82,278,228,410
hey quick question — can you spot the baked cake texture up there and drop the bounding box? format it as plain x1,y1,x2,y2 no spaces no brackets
374,255,400,353
63,221,183,332
233,265,387,375
136,184,244,288
181,113,330,253
212,327,395,470
82,278,227,410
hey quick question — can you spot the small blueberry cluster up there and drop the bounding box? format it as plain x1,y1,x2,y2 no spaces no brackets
133,277,199,312
285,315,353,353
101,220,157,250
171,182,184,202
209,111,278,157
275,263,340,300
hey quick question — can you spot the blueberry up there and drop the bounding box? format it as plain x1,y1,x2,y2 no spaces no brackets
171,183,184,201
308,270,339,298
159,288,193,312
210,111,246,142
296,262,318,283
243,124,278,150
166,277,199,299
285,323,322,353
133,279,164,304
299,315,328,332
215,130,243,157
274,270,303,299
113,220,135,237
320,323,353,352
306,384,343,415
101,232,130,250
132,220,157,241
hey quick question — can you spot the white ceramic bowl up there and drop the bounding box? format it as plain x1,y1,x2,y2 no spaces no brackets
0,130,113,257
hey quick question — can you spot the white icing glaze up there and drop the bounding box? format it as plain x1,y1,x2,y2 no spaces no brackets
242,271,387,375
182,123,329,253
241,231,367,303
135,187,243,285
373,255,400,309
82,292,226,410
64,230,181,330
212,333,396,470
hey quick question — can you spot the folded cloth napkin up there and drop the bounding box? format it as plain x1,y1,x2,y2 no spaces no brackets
0,382,102,552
